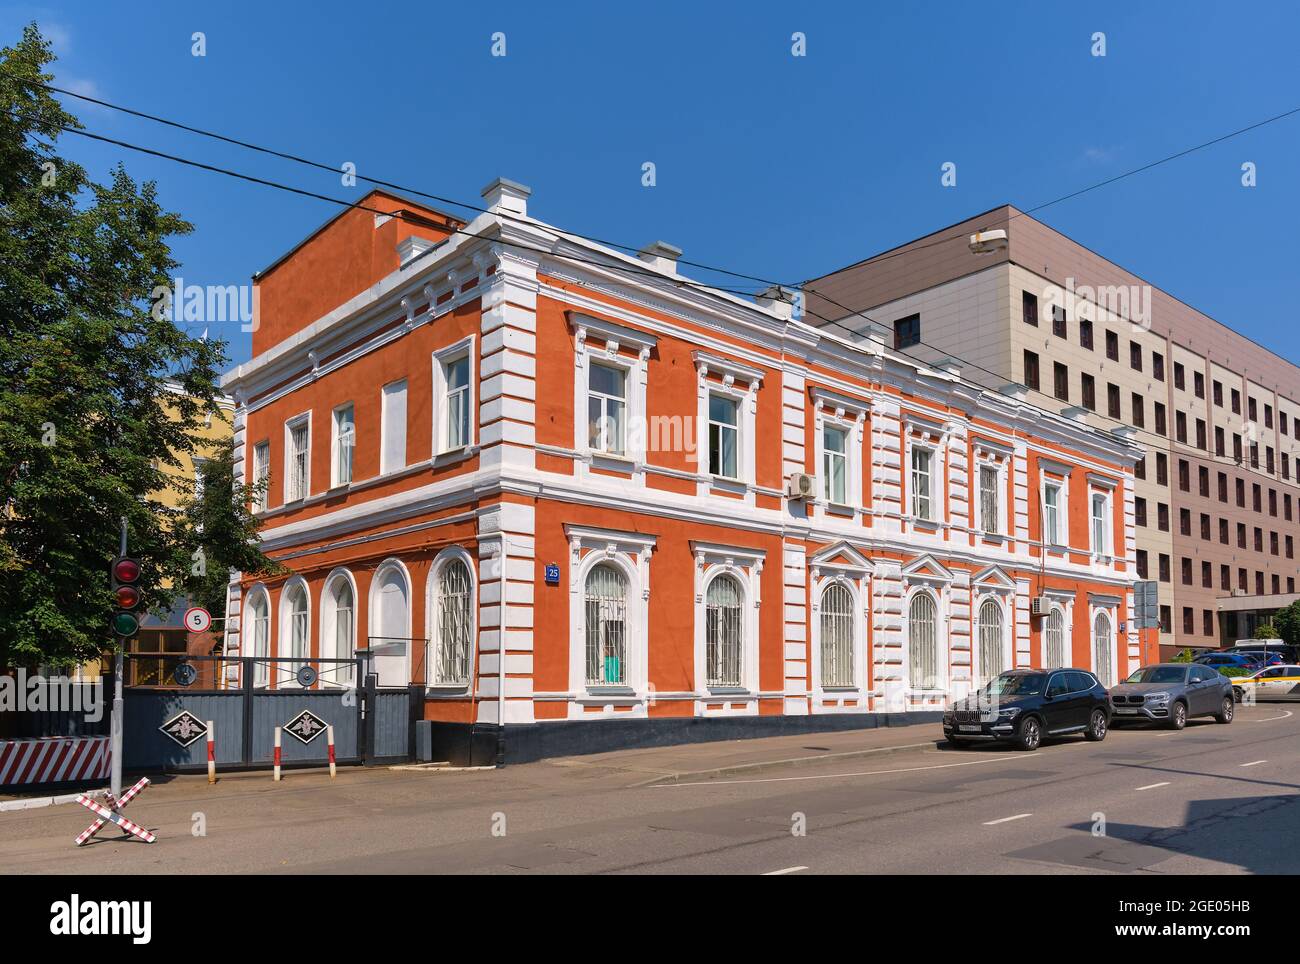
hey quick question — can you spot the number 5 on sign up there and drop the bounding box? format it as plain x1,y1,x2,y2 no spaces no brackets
184,607,212,633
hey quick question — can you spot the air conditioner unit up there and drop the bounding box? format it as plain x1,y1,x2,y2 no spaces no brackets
1030,596,1052,616
786,472,817,500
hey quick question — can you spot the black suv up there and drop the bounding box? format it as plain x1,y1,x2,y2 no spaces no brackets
943,668,1112,751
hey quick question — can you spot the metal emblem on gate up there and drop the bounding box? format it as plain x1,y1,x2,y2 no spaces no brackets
160,710,207,747
283,709,328,744
296,665,318,687
174,661,197,687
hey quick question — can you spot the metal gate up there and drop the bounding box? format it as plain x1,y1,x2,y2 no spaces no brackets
120,654,415,773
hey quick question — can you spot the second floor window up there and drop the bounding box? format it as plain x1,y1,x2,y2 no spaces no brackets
381,379,408,474
911,447,933,521
587,362,627,455
252,440,270,511
1091,492,1109,555
445,356,471,450
1044,482,1062,545
708,394,739,479
332,404,354,486
979,464,999,535
286,418,309,502
823,425,848,504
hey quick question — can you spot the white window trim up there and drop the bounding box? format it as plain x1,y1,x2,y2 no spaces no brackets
691,543,764,708
330,402,355,489
565,525,656,714
283,412,311,504
243,583,271,687
903,585,948,696
432,335,477,458
1040,590,1075,669
367,557,413,686
380,379,409,476
425,546,477,691
319,568,357,687
573,317,652,483
972,594,1011,686
1041,475,1070,551
277,576,311,688
811,392,866,517
694,352,761,501
251,440,270,512
807,541,875,712
973,456,1008,538
1088,600,1119,686
1089,489,1112,561
908,441,938,524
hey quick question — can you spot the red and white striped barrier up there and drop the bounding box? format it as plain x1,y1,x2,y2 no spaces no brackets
206,721,216,784
327,725,336,779
273,726,282,781
74,776,150,845
0,737,110,788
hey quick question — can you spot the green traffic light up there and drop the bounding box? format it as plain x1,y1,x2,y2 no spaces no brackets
112,612,139,637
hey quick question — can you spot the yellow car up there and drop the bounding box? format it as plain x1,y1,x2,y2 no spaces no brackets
1232,665,1300,702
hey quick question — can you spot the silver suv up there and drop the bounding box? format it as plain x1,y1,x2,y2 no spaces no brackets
1109,663,1235,729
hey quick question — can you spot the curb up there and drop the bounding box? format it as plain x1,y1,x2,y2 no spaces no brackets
629,738,945,787
0,787,109,813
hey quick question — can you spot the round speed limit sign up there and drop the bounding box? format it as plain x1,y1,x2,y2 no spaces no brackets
183,606,212,633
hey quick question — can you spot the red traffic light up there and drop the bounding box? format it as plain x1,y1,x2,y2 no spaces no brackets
115,585,141,608
113,557,141,583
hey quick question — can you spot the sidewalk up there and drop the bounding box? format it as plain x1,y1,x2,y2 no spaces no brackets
543,722,945,786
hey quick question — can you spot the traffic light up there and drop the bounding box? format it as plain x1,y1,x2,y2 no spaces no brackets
111,556,142,638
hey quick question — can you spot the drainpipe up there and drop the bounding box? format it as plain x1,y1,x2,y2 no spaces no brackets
496,541,507,767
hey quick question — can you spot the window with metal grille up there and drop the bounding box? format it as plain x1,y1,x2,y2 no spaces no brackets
820,583,854,688
908,592,938,689
978,599,1004,684
823,425,848,504
253,441,270,510
584,564,627,686
1093,612,1113,685
979,464,999,534
1045,607,1066,668
435,559,472,685
705,575,743,687
911,446,933,520
287,420,309,502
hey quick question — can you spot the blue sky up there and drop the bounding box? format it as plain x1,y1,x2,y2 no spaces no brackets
8,1,1300,368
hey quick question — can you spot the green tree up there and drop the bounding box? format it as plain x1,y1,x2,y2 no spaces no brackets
0,26,277,667
1273,602,1300,646
167,439,284,618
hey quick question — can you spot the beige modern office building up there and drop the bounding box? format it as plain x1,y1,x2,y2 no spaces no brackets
805,206,1300,657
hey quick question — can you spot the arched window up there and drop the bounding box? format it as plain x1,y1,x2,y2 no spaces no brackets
585,564,627,686
908,592,938,688
371,563,411,687
1045,607,1066,668
705,575,743,687
820,584,854,688
285,582,309,676
247,589,270,687
324,575,354,684
435,558,473,685
1093,611,1113,685
978,599,1004,684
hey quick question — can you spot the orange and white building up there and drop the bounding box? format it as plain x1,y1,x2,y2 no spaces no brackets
221,179,1149,763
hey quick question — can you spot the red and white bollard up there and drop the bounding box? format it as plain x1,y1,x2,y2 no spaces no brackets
273,726,282,782
206,721,216,785
327,725,336,779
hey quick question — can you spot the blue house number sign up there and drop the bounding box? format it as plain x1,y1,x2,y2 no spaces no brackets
544,563,560,585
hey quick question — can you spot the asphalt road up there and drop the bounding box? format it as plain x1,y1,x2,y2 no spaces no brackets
2,704,1296,875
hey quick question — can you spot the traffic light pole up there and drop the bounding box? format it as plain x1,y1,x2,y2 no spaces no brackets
110,517,127,801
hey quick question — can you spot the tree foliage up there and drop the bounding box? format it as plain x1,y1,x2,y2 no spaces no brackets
0,26,277,666
1273,602,1300,646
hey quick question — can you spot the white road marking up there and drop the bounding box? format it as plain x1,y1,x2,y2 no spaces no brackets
762,865,808,875
653,754,1012,788
983,813,1032,825
1247,710,1293,722
1240,760,1268,767
1135,782,1171,791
